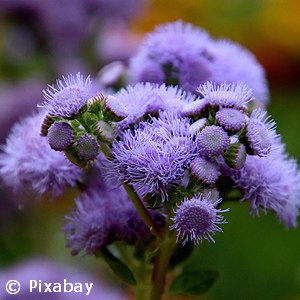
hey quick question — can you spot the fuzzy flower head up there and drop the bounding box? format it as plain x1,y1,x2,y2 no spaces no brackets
208,39,269,104
64,191,109,256
64,163,163,255
197,81,253,110
0,112,82,198
106,83,198,128
170,194,229,245
230,151,300,228
190,156,220,184
216,108,246,133
246,109,277,156
40,73,92,118
47,121,73,151
196,125,230,157
129,20,212,92
110,111,196,200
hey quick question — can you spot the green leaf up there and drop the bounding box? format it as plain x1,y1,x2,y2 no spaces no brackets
100,247,136,286
169,269,219,296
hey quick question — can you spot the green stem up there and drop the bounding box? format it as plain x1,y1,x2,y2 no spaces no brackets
150,226,176,300
122,183,161,238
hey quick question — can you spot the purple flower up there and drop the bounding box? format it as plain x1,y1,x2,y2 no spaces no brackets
216,108,246,132
129,20,212,92
208,39,269,104
47,122,74,151
106,83,198,128
196,125,230,157
246,109,277,156
64,162,162,255
230,148,300,227
63,189,111,255
197,81,253,110
170,194,229,245
129,21,269,104
40,73,92,118
190,156,220,184
0,112,82,198
109,111,196,200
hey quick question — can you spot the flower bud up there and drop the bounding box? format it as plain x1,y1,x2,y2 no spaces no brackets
47,122,73,151
223,143,247,169
76,134,100,162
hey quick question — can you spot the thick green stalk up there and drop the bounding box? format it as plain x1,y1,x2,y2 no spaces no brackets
150,226,176,300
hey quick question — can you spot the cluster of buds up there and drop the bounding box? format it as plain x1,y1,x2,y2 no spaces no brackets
40,83,118,168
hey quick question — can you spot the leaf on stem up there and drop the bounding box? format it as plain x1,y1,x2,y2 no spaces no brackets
169,269,219,296
100,247,137,286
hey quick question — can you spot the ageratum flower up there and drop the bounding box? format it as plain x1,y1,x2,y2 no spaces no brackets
216,108,246,133
129,21,269,104
170,194,229,245
110,111,196,200
106,83,198,128
196,125,230,157
196,81,253,110
246,109,277,156
230,147,300,228
190,156,220,184
0,112,82,198
39,73,92,118
64,162,162,255
208,39,269,104
129,20,212,92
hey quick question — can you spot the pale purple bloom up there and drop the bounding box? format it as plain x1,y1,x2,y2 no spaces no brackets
64,163,161,255
129,20,212,92
106,83,198,128
246,109,277,156
190,156,220,184
129,21,269,104
208,39,269,104
47,122,73,151
0,112,82,198
170,194,229,245
76,134,100,162
196,125,230,157
230,151,300,228
197,81,253,110
40,73,92,118
216,108,246,132
110,112,196,200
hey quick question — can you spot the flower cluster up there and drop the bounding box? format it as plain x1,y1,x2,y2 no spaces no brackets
129,20,269,105
0,112,82,198
0,20,299,256
64,160,164,255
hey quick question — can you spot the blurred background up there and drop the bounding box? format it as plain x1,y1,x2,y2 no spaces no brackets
1,0,300,299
